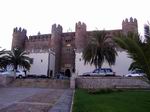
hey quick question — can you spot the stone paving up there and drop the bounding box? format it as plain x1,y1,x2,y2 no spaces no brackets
0,87,73,112
49,89,74,112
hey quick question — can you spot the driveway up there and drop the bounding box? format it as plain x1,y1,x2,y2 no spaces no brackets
0,87,73,112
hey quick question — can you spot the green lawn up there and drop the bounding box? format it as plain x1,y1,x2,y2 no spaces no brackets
73,89,150,112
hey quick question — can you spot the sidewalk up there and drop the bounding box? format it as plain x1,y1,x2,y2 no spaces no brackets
0,88,65,112
49,89,74,112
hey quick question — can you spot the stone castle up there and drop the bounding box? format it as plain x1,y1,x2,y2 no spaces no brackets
11,17,138,76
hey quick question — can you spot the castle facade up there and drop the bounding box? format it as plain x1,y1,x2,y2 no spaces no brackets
11,17,138,76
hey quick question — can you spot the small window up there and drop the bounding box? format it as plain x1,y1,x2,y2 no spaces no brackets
65,39,71,43
41,59,43,62
66,44,71,47
66,48,70,52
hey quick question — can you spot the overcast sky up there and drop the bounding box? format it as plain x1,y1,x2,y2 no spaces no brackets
0,0,149,50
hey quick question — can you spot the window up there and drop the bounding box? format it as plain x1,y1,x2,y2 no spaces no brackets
65,39,71,43
66,48,71,52
41,59,43,62
105,69,112,72
99,69,105,73
93,69,99,73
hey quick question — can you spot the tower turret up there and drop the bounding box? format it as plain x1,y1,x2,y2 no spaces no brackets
122,17,138,34
51,24,63,73
75,21,87,52
11,27,27,50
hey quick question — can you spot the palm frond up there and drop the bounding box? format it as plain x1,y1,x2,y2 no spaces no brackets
114,32,150,82
82,30,117,68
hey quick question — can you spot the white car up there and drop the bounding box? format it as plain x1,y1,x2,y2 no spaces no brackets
125,70,145,77
82,68,115,76
0,70,25,78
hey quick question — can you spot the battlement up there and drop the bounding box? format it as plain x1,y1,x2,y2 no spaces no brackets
122,17,137,25
122,17,138,33
13,27,27,35
75,21,86,31
12,27,27,50
51,24,63,34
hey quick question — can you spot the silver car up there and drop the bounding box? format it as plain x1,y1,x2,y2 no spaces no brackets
125,70,145,77
0,70,25,78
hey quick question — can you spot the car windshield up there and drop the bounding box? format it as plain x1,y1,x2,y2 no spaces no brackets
93,69,99,73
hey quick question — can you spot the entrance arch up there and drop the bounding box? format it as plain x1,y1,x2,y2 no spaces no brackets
65,69,71,77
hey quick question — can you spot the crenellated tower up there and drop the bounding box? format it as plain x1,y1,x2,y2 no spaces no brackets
51,24,63,73
75,22,87,52
122,17,138,34
11,27,27,50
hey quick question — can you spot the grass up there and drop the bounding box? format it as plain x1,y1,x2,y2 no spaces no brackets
73,89,150,112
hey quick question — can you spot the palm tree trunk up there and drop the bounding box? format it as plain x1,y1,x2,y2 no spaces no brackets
13,65,17,79
13,69,16,79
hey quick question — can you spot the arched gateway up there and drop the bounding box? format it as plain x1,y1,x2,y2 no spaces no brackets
65,69,71,77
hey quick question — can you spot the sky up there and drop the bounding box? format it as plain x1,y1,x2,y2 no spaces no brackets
0,0,150,50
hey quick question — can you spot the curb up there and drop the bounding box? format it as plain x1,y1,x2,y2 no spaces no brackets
49,89,74,112
70,89,75,112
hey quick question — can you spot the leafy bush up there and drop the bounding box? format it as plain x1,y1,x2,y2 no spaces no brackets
87,88,123,94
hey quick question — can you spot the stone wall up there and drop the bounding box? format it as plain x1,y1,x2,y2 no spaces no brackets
9,79,70,89
76,77,150,89
0,76,14,87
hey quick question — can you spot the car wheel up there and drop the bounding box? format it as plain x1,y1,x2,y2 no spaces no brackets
18,75,23,79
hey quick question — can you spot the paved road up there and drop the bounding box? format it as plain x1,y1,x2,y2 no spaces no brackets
0,87,73,112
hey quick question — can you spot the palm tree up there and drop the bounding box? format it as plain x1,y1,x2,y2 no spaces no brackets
144,24,150,43
4,48,31,78
0,48,8,69
82,31,117,68
114,32,150,82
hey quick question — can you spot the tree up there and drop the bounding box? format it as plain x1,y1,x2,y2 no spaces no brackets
3,48,31,78
114,32,150,82
144,24,150,43
0,48,8,69
82,31,117,68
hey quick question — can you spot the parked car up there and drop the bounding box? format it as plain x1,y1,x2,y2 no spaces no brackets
0,70,25,78
82,68,115,76
125,70,145,77
0,69,5,73
54,72,70,79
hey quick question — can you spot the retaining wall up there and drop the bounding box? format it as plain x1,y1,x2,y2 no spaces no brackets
9,78,70,89
76,76,150,89
0,76,14,87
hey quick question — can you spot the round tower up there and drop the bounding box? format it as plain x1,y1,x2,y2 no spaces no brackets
122,17,138,34
51,24,63,73
11,27,27,50
75,21,87,52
